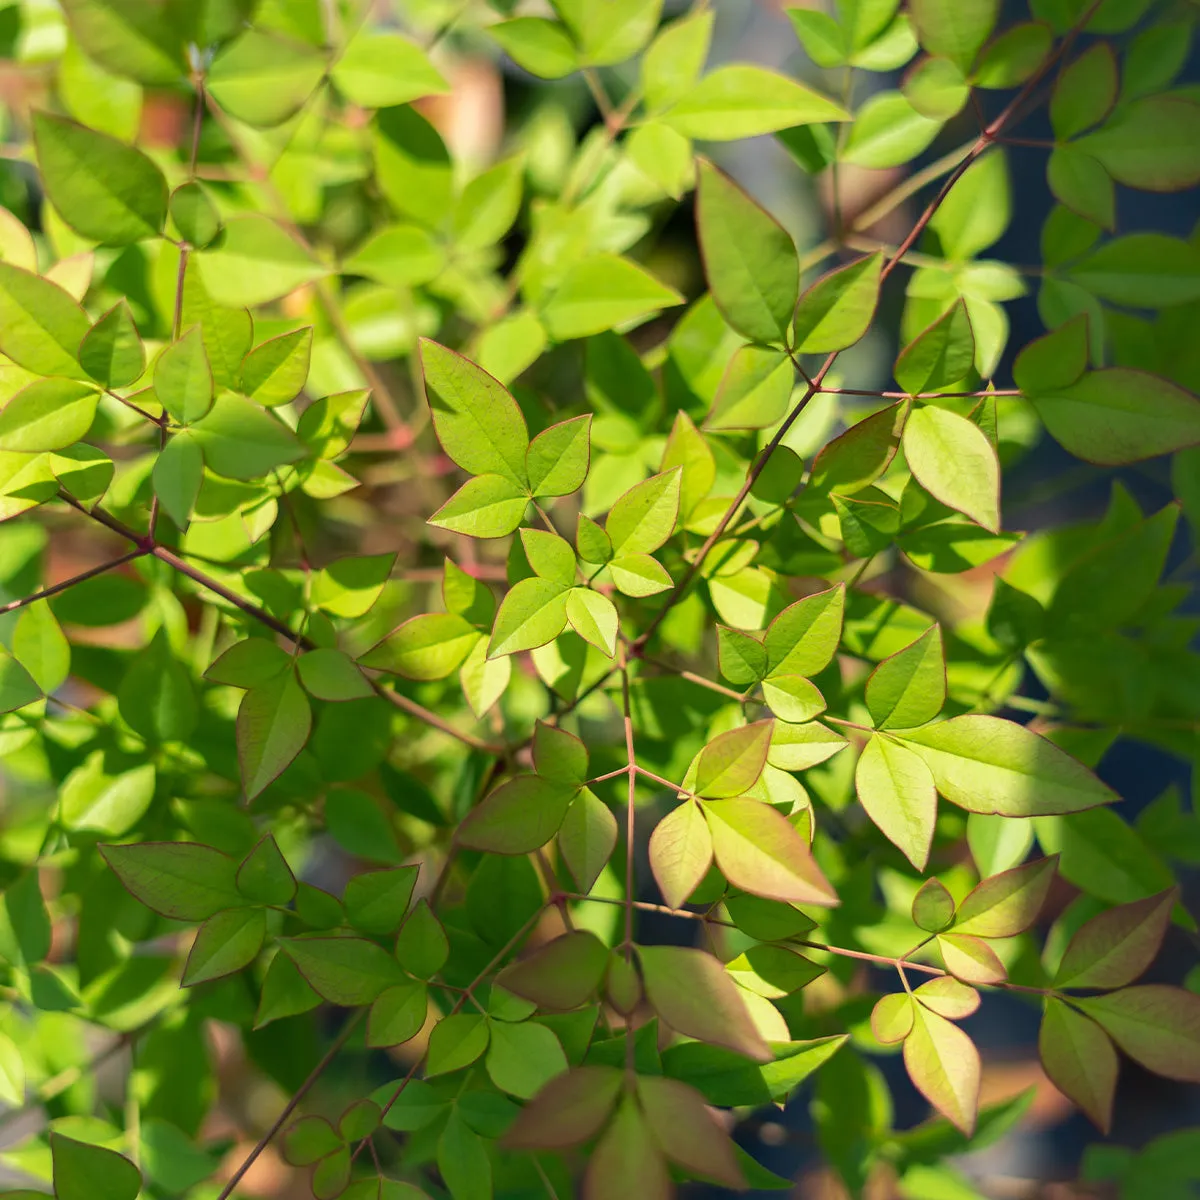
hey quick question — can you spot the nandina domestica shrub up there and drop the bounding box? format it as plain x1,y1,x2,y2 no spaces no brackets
0,1,1198,1199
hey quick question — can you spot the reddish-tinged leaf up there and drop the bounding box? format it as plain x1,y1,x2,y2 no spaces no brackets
182,907,266,986
693,720,774,798
903,1006,981,1135
237,669,311,799
583,1093,671,1200
649,801,713,909
497,931,608,1011
533,720,589,785
639,944,771,1062
855,734,937,870
504,1066,623,1149
558,788,618,893
912,878,955,932
871,993,915,1044
457,774,577,854
367,980,428,1048
705,798,837,906
954,855,1058,939
937,932,1007,985
1076,985,1200,1083
637,1075,745,1189
99,841,242,920
282,936,405,1006
913,977,980,1020
1054,888,1178,990
1039,997,1117,1134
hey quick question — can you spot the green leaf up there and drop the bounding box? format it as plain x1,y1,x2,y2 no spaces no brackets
499,931,608,1010
332,30,447,108
1030,368,1200,465
239,328,312,407
1050,43,1117,140
809,401,907,494
170,181,221,249
51,1133,141,1200
540,254,683,341
873,993,916,1044
207,29,326,127
427,1013,491,1077
903,55,969,120
155,327,213,425
910,0,997,70
865,624,946,729
761,674,825,723
206,639,291,688
0,648,39,710
913,977,980,1021
609,553,673,597
662,1035,846,1106
895,301,974,394
367,980,427,1048
487,1020,568,1099
527,414,591,498
855,734,937,870
664,65,850,139
344,866,419,936
902,405,998,532
0,378,98,452
1013,314,1089,395
458,775,576,853
488,577,570,657
1066,234,1200,308
553,0,663,66
954,855,1058,938
793,253,883,353
937,931,1007,984
768,720,848,771
584,1094,670,1200
489,18,578,79
718,626,766,686
899,714,1117,816
395,900,449,979
973,22,1051,87
182,907,266,986
0,871,51,967
1049,144,1116,229
99,841,242,921
522,528,577,586
453,157,524,250
1054,889,1177,990
236,834,296,906
33,110,167,245
606,469,681,555
694,720,774,798
0,262,91,378
1076,985,1200,1083
13,599,69,693
903,1005,981,1135
297,648,373,701
533,720,589,786
363,613,478,680
706,345,793,430
420,339,529,486
191,393,304,480
429,474,529,538
60,0,186,84
197,214,326,308
639,943,771,1061
79,301,144,388
705,797,838,905
117,626,197,743
343,224,444,289
695,159,798,345
649,801,713,908
764,585,845,678
283,936,405,1006
842,91,942,168
283,1116,340,1167
60,754,155,836
643,10,713,112
373,105,454,227
1076,96,1200,192
558,788,618,893
565,588,617,656
236,670,311,799
1039,998,1116,1133
912,878,956,932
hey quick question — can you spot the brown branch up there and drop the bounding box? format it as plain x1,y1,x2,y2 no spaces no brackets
0,550,147,616
214,1011,364,1200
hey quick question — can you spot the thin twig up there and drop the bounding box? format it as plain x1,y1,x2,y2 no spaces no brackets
0,550,147,616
